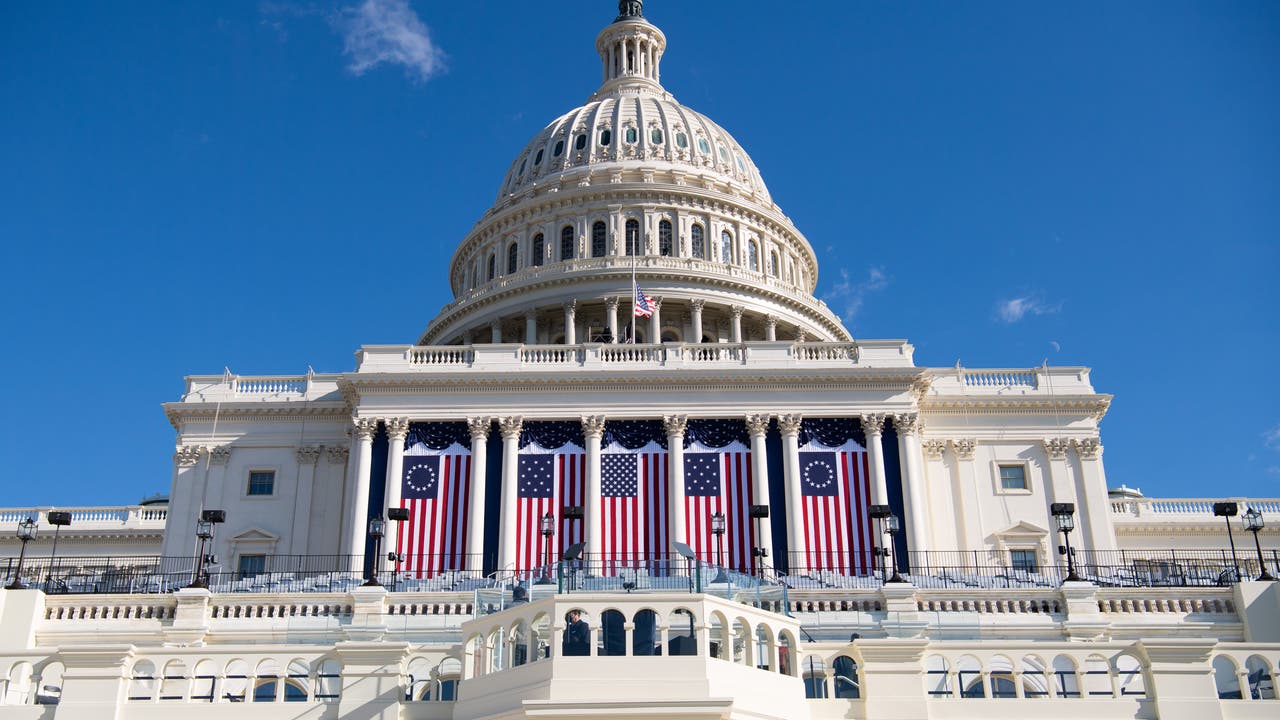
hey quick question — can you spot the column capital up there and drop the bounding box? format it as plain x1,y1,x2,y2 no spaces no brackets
327,446,350,464
744,414,771,437
581,415,607,438
777,414,803,436
384,417,410,440
663,414,688,437
209,445,231,465
563,299,578,314
690,298,705,312
467,417,492,439
952,438,977,460
1043,437,1071,460
764,315,777,329
730,304,745,319
296,446,322,464
524,307,537,320
353,417,380,440
893,412,922,436
605,296,620,311
498,416,524,440
174,446,204,467
860,413,886,437
922,439,947,459
1074,437,1102,459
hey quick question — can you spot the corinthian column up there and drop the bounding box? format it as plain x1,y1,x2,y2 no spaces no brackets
777,414,803,571
1073,438,1117,552
861,414,889,506
893,413,929,553
745,414,774,567
690,299,705,343
383,417,410,547
582,415,607,565
466,418,491,571
563,300,577,345
664,415,688,547
649,297,662,343
605,297,620,343
348,417,380,570
730,305,744,343
497,417,524,571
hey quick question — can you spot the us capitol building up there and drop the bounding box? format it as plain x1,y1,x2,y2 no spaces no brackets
2,3,1277,718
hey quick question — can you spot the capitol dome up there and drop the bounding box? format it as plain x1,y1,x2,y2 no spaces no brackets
420,1,850,347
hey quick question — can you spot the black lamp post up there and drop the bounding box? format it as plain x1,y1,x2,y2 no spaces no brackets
1051,502,1081,583
1214,502,1241,583
537,512,556,585
5,518,37,590
749,504,769,578
187,509,224,589
1242,507,1274,582
868,505,892,583
884,513,905,583
364,515,386,586
44,511,72,590
710,512,728,583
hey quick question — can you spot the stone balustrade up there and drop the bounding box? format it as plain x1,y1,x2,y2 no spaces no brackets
1110,496,1280,519
178,373,344,403
0,505,167,531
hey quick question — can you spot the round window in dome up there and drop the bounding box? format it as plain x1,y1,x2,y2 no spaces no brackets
651,128,663,144
534,148,544,165
600,128,612,146
554,140,564,157
625,127,638,144
697,137,710,154
676,132,688,149
575,133,587,151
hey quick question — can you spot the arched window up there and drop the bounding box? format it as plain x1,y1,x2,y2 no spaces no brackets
1115,654,1146,698
697,137,710,155
509,622,528,667
560,226,575,261
691,224,704,259
1246,655,1275,699
128,660,155,702
675,131,688,148
721,231,733,264
160,660,187,701
625,127,637,144
1052,655,1080,698
191,660,216,702
487,253,496,281
507,242,519,274
802,657,827,698
1021,656,1049,698
534,148,544,165
315,659,341,702
531,233,545,266
625,219,640,256
658,220,673,256
284,660,309,702
650,128,663,144
1215,656,1242,699
600,128,612,146
575,133,587,151
222,659,249,703
667,609,697,656
254,659,280,702
990,655,1016,698
553,139,564,157
601,609,626,656
747,240,759,271
957,655,984,698
633,609,659,656
591,221,607,257
35,661,64,706
1083,655,1112,697
833,655,860,698
769,250,779,277
925,655,951,697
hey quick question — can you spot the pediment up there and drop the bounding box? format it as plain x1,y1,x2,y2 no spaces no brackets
230,528,280,543
996,520,1049,538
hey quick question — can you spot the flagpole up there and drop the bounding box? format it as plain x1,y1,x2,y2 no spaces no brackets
630,257,637,344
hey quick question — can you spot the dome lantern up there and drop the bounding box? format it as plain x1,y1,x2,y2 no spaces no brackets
596,1,665,90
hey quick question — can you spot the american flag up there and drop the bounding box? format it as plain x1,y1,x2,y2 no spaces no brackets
515,447,586,572
398,450,471,578
683,442,755,572
633,286,655,318
599,447,669,570
798,440,873,573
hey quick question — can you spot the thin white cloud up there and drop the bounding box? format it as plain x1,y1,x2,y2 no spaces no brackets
334,0,445,82
996,295,1061,323
1265,424,1280,451
824,266,889,324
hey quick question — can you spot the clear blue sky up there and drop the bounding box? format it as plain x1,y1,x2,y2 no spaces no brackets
1,1,1277,507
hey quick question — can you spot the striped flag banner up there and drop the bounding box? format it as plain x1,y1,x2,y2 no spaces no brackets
599,441,669,573
798,437,873,574
682,440,755,573
516,443,586,573
399,443,471,578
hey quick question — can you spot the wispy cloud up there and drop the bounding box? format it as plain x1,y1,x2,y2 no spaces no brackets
824,266,889,324
996,294,1061,323
1265,424,1280,451
333,0,445,82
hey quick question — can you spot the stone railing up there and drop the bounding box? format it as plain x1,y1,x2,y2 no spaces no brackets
926,365,1096,396
179,372,344,403
1110,496,1280,519
358,339,919,373
0,505,167,531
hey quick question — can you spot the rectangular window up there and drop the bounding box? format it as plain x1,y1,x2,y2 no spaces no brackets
998,464,1027,490
238,554,266,579
1011,550,1038,573
247,470,275,496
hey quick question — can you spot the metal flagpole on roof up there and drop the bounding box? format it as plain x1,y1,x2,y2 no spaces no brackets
630,257,637,344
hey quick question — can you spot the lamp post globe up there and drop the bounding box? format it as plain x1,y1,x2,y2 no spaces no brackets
5,518,37,590
1243,508,1274,582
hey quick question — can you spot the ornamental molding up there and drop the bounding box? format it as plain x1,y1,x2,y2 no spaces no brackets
208,446,231,466
1075,437,1103,459
174,446,204,467
744,414,771,436
296,446,322,464
662,414,688,436
952,438,977,460
327,446,350,464
860,413,887,436
922,439,947,459
777,414,802,435
163,403,351,430
1043,437,1071,460
498,416,524,440
916,396,1112,419
353,417,380,440
384,417,411,439
467,417,492,438
893,412,921,436
581,415,607,438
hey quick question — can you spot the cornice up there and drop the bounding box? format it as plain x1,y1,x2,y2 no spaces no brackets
163,402,351,430
919,395,1112,420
